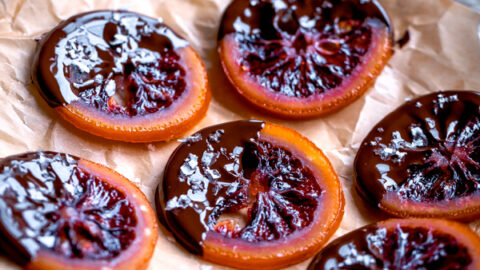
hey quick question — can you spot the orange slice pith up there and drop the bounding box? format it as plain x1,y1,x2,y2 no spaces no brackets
157,120,344,269
218,0,393,119
0,151,158,270
32,10,210,143
308,218,480,270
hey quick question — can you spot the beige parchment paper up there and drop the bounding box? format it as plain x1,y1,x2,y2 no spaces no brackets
0,0,480,269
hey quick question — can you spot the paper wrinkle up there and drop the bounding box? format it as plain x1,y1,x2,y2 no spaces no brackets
0,0,479,269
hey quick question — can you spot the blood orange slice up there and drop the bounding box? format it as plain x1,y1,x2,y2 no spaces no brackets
355,91,480,220
33,10,210,142
0,151,158,270
156,120,344,269
218,0,393,118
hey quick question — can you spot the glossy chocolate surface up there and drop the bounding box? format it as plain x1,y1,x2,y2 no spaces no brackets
33,10,189,117
0,151,136,266
157,120,323,254
308,222,471,269
355,91,480,206
218,0,392,98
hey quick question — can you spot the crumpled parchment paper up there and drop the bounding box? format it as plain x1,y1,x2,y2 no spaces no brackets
0,0,479,269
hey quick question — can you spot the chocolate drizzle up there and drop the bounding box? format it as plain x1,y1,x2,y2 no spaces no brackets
355,91,480,206
308,222,472,269
33,10,190,117
0,151,137,266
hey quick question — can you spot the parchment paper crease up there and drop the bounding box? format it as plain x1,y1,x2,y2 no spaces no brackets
0,0,479,269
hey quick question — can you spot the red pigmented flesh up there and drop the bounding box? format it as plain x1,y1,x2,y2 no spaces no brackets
308,224,472,269
0,152,137,265
36,11,189,117
219,0,391,98
236,21,373,98
211,140,322,242
355,91,480,205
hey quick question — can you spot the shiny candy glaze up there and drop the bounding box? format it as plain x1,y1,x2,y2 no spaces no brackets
308,222,471,269
0,152,137,266
218,0,392,98
157,120,323,254
33,10,189,117
355,91,480,207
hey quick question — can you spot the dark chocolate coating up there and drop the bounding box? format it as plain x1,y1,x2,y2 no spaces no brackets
308,221,472,269
32,10,189,113
218,0,392,41
156,120,265,254
355,91,480,206
0,152,80,265
308,224,380,269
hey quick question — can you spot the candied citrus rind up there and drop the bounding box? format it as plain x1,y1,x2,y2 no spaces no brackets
379,191,480,221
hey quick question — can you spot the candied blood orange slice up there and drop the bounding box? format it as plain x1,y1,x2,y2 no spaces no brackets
33,10,210,142
308,218,480,269
0,151,158,270
355,91,480,220
218,0,393,118
156,120,344,269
